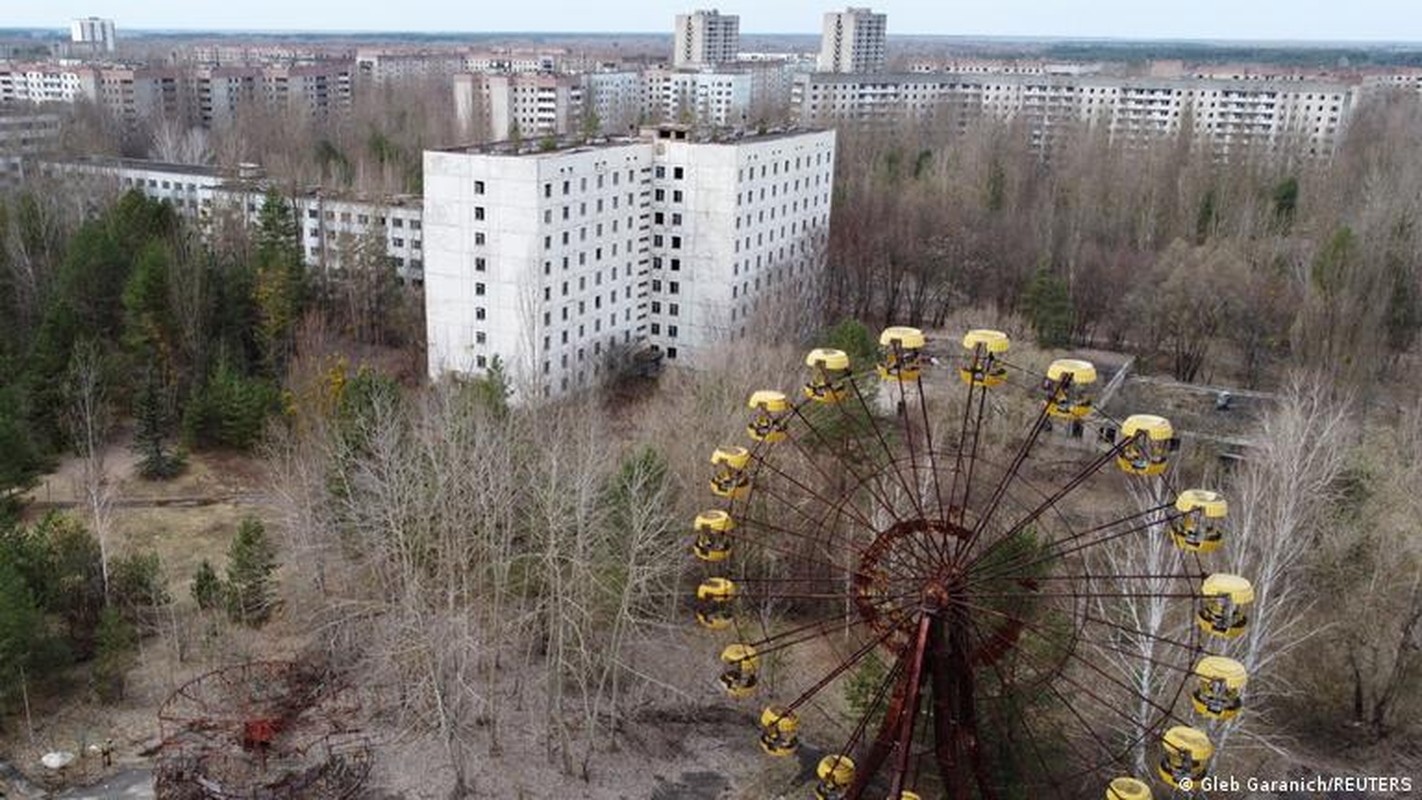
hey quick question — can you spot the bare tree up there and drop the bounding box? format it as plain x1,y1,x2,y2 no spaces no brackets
1213,377,1351,755
64,337,116,596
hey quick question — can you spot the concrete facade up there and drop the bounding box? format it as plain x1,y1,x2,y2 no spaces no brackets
423,125,836,401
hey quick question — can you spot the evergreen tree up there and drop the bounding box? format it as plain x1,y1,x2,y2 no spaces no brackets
252,191,305,376
225,517,278,626
0,558,53,714
91,606,136,703
0,385,44,518
191,560,223,611
1023,267,1074,349
133,365,183,479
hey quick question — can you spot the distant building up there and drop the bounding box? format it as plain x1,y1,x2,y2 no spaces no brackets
0,61,353,126
673,10,741,68
0,110,61,189
422,124,836,400
792,71,1356,159
42,157,425,282
70,17,116,54
454,72,586,142
818,7,887,74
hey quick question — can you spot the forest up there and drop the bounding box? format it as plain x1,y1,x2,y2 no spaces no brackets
0,82,1420,797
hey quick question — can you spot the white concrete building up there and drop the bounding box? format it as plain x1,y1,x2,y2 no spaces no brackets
43,158,426,282
456,72,586,142
583,70,644,134
423,124,836,400
70,17,116,54
818,7,887,74
642,68,753,128
674,10,741,68
792,72,1356,159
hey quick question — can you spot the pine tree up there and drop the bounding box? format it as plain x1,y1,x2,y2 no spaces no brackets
0,558,49,714
190,559,223,611
1023,266,1074,349
133,365,182,479
92,606,136,703
225,518,278,626
252,191,305,376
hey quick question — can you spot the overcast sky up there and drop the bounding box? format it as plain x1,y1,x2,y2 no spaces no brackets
8,1,1422,42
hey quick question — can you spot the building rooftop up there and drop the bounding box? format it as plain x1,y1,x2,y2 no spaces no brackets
437,123,828,158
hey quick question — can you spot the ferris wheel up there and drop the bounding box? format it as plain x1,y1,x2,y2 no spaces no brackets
690,327,1255,800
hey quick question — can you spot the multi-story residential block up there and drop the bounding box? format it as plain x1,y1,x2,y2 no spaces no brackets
0,110,61,189
454,72,585,142
793,72,1356,158
673,10,741,68
642,68,754,128
818,7,887,74
70,17,117,54
42,157,426,282
422,124,835,401
583,70,644,134
356,49,467,83
0,61,352,126
0,64,98,104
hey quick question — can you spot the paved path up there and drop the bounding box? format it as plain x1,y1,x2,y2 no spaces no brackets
50,770,154,800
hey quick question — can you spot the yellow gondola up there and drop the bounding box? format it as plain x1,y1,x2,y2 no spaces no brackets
747,390,790,442
718,643,759,698
814,754,855,800
692,510,735,562
959,329,1011,387
710,446,751,499
695,578,736,630
1170,489,1228,553
877,326,926,382
1105,776,1153,800
1198,573,1254,638
758,705,799,756
1045,358,1098,418
1157,726,1213,789
805,348,851,403
1192,655,1247,720
1116,414,1177,476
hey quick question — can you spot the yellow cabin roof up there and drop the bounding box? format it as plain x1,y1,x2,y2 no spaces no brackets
1122,414,1174,440
816,755,855,782
1202,573,1255,604
695,509,734,532
1195,655,1248,688
1162,725,1214,759
1106,776,1153,800
760,705,798,732
1047,358,1098,384
806,347,850,371
1176,489,1228,518
720,643,758,668
711,445,751,469
697,577,736,600
879,326,926,349
962,328,1011,353
748,390,789,412
899,793,923,800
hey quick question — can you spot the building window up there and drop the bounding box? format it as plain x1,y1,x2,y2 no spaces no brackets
651,323,661,335
669,281,680,294
474,207,485,221
475,283,486,296
475,307,486,320
673,166,684,179
668,325,678,338
475,331,487,344
475,257,487,271
667,346,678,360
474,180,485,194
